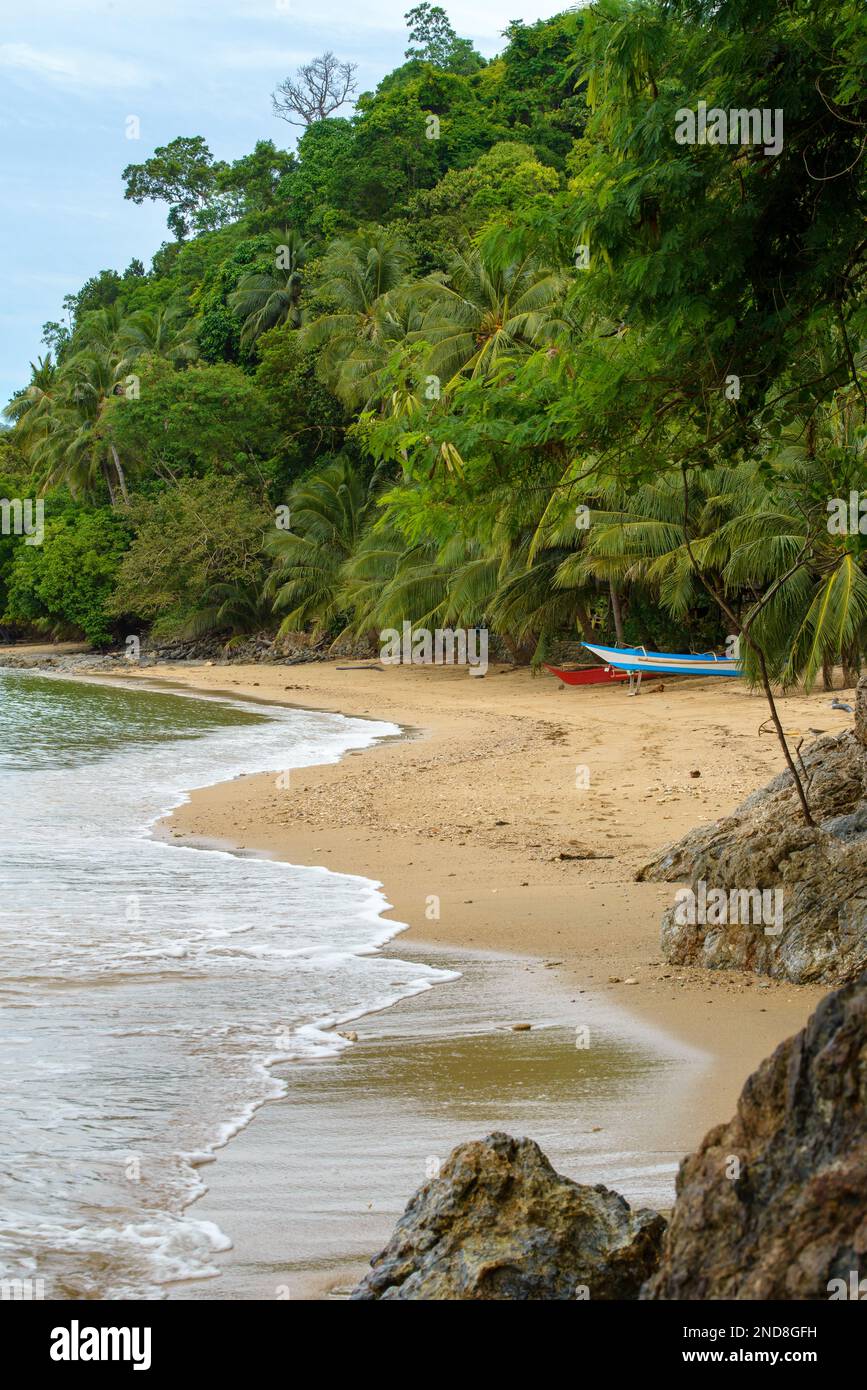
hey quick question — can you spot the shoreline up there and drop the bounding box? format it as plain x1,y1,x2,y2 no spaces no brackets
6,651,848,1297
129,658,837,1294
138,657,833,1061
167,936,709,1300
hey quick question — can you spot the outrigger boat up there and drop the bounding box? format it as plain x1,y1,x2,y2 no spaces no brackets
543,663,629,686
580,642,743,695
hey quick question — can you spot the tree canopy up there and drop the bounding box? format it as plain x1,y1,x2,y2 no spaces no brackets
3,0,865,810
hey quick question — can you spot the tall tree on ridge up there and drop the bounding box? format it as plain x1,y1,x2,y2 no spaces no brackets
272,53,358,127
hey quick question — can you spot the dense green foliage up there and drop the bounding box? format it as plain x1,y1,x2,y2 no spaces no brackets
107,475,269,637
3,1,865,702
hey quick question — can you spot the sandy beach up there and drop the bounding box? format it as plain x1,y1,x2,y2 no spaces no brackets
65,654,846,1298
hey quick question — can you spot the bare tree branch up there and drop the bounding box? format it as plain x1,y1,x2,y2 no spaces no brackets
272,52,358,127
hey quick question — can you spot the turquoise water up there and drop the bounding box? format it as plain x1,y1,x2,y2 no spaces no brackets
0,670,449,1299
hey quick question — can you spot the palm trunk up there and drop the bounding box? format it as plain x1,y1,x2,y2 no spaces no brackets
679,468,815,826
501,633,535,665
101,460,116,507
822,654,835,691
575,601,593,639
842,640,861,690
109,442,130,505
609,581,625,645
756,649,816,826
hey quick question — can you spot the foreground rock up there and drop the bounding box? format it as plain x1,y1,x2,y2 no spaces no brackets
351,1132,665,1300
645,969,867,1299
637,674,867,984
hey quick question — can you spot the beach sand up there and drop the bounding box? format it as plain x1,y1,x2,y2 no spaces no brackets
88,656,849,1299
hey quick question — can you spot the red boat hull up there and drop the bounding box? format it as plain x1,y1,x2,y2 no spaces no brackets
543,663,630,686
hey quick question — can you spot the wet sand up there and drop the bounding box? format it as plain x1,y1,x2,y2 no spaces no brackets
170,940,709,1299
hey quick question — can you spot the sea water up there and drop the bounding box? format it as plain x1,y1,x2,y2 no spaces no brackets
0,669,448,1299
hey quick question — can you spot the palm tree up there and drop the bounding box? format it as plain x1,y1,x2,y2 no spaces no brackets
343,463,600,663
416,245,568,389
300,230,412,406
118,304,198,366
5,303,198,504
565,467,730,620
229,231,308,347
338,527,446,641
181,575,274,644
3,355,59,443
266,457,379,637
724,442,867,692
73,304,127,355
18,345,131,503
575,451,866,690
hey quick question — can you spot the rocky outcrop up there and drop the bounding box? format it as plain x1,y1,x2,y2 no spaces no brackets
0,632,377,673
351,973,867,1301
351,1132,665,1300
645,969,867,1299
638,676,867,984
856,672,867,748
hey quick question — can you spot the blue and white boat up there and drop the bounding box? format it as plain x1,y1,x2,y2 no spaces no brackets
582,642,743,678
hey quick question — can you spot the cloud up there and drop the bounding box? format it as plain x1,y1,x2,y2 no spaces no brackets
0,43,154,91
6,269,89,289
207,44,312,72
226,0,554,46
1,198,114,223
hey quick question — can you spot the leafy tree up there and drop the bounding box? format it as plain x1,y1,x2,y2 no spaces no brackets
3,505,130,645
104,361,279,487
122,137,227,239
336,87,443,223
254,325,347,496
498,15,588,166
398,142,560,271
404,5,484,74
108,476,269,636
215,141,296,218
70,270,124,321
193,231,288,363
41,321,72,360
274,118,356,239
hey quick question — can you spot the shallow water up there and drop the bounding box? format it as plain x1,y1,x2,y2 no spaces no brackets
0,669,449,1299
172,942,705,1300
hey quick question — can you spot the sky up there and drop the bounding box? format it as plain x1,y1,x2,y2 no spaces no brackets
0,0,560,408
